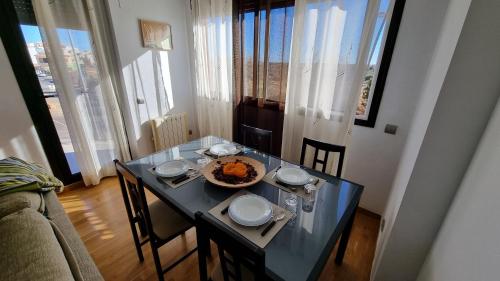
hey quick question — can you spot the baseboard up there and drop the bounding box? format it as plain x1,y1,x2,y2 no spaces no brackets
63,180,84,190
357,207,381,219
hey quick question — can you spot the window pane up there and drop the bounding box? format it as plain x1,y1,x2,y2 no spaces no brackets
243,11,255,97
281,6,294,105
56,28,113,144
266,7,294,103
356,0,392,119
240,4,294,106
20,25,80,173
257,9,267,99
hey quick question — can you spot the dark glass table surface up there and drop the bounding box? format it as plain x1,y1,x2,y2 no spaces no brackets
125,136,363,281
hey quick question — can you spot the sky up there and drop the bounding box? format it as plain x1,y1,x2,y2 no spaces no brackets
21,24,91,51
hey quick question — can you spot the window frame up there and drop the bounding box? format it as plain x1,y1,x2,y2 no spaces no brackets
354,0,406,128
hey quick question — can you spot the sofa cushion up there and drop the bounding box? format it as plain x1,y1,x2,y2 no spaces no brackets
0,191,45,218
44,191,104,281
0,208,75,281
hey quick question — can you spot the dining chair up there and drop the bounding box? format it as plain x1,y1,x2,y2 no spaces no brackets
115,160,196,281
300,137,346,177
240,124,273,154
195,212,266,281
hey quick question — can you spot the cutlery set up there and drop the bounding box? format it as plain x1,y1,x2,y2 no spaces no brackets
260,211,286,236
153,166,198,185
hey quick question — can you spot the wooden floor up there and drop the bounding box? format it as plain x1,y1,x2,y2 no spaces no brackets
58,177,380,281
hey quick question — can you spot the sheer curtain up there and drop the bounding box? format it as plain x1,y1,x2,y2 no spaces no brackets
191,0,233,140
281,0,379,175
33,0,130,185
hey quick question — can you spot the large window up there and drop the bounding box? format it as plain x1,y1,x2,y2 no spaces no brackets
235,0,405,127
355,0,405,127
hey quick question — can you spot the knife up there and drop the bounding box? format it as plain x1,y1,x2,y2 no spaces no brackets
261,221,276,236
276,180,297,192
272,166,281,179
220,206,229,215
172,174,189,185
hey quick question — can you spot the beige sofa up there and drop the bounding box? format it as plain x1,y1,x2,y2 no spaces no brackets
0,191,103,281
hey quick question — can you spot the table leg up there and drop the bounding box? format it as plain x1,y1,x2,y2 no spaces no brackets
335,208,356,265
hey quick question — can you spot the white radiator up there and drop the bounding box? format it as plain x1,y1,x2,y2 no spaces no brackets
151,112,189,151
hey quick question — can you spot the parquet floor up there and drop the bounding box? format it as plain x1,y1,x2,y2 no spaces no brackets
58,177,379,281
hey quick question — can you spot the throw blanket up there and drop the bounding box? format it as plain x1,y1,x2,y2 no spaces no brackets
0,157,63,196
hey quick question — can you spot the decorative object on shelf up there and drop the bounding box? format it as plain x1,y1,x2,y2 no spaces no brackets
139,19,172,51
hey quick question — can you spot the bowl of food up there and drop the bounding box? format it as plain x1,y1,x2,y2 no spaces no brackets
201,156,265,188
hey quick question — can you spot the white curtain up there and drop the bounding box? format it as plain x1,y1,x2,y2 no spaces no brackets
282,0,379,175
33,0,130,185
191,0,233,140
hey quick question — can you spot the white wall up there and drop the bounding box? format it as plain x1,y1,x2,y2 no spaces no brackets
344,0,454,214
0,40,50,169
106,0,198,158
417,94,500,281
372,0,500,279
416,1,500,279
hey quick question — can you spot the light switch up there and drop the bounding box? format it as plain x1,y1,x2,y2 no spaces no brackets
384,124,398,135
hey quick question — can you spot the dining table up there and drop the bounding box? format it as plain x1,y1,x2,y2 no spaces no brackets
123,136,364,281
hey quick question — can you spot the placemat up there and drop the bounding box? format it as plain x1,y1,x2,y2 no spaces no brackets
209,190,293,248
194,148,218,158
148,160,202,189
262,167,327,199
195,147,245,159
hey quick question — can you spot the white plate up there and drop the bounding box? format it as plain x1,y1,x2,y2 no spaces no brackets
209,143,240,156
228,195,273,227
276,167,312,186
154,160,189,178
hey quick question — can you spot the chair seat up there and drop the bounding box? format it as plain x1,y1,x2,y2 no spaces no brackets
149,200,192,241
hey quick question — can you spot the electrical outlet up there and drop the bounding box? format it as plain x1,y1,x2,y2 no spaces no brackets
384,124,398,135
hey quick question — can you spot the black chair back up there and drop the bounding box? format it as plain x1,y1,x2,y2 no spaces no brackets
195,212,265,281
115,160,154,261
300,137,345,177
240,124,273,154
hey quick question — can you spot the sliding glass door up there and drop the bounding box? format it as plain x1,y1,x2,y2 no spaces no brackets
0,0,81,184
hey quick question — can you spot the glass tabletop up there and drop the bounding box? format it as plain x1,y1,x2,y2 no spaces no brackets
125,136,363,281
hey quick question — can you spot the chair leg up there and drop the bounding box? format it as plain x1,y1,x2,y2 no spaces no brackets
196,226,208,281
202,236,212,258
151,242,165,281
131,223,144,262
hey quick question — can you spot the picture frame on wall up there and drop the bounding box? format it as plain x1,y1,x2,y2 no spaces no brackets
139,19,173,51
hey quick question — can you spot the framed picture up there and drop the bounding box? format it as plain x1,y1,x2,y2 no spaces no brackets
139,19,173,51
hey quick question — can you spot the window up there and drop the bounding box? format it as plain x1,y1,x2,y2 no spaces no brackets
238,0,294,109
236,0,405,126
354,0,406,127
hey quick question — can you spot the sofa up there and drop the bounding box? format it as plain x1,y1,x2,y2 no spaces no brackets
0,190,103,281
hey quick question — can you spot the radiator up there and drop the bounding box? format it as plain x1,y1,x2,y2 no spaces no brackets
151,112,189,151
